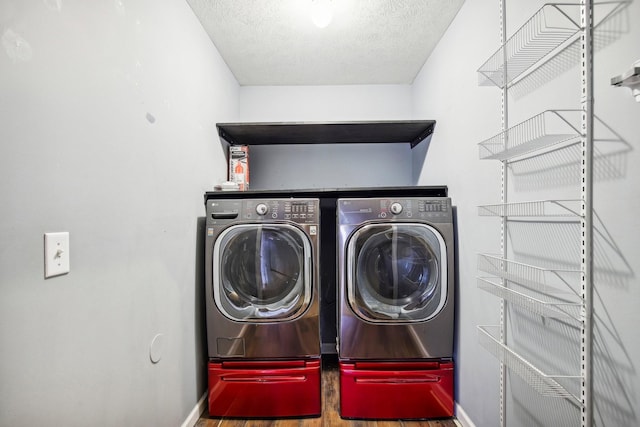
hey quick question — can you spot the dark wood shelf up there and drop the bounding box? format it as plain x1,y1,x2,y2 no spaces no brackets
217,120,436,148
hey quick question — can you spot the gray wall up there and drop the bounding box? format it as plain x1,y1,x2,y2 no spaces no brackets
413,0,640,426
0,0,238,426
238,85,418,189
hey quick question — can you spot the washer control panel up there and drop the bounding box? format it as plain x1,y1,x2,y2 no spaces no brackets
207,199,319,225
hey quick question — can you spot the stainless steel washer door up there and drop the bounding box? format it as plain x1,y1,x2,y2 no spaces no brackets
346,223,447,322
213,223,312,321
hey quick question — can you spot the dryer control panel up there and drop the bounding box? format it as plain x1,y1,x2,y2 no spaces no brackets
338,197,452,224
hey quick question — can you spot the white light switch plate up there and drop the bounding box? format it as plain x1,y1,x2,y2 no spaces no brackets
44,232,70,278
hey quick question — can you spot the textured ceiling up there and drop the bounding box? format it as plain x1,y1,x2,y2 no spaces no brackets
186,0,465,86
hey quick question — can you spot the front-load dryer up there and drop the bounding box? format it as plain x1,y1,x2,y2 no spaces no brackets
337,197,455,419
204,198,321,418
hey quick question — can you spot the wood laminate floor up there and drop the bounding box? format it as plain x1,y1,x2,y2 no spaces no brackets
196,360,459,427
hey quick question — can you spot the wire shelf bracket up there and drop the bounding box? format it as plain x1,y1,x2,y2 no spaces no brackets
477,253,581,298
478,110,582,161
478,325,582,403
477,2,628,88
477,277,582,321
478,199,582,217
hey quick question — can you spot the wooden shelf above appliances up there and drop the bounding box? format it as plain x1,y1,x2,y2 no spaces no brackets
216,120,436,149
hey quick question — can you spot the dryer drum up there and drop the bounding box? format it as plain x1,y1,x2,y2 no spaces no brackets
213,224,312,321
223,226,302,303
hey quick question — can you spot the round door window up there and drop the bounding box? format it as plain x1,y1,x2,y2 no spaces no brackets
213,224,312,321
347,223,447,322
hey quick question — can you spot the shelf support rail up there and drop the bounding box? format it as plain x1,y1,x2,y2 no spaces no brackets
580,0,594,426
498,1,509,426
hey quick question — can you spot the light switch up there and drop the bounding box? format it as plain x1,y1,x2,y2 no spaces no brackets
44,232,70,278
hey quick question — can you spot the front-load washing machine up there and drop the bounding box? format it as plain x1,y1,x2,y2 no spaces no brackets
337,197,455,419
204,198,321,417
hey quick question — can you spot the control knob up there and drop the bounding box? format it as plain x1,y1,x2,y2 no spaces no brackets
390,202,403,215
255,203,268,215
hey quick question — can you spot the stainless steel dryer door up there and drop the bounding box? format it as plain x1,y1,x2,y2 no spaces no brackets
347,223,447,322
213,223,312,321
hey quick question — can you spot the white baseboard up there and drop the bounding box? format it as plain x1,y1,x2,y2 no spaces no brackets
455,403,477,427
181,392,207,427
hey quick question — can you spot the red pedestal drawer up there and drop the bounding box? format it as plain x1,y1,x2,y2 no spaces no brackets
208,359,321,417
339,360,454,419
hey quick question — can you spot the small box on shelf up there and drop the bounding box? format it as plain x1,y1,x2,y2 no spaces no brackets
228,145,249,191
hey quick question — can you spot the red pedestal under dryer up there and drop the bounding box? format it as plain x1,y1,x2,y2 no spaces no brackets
204,197,321,417
208,360,321,417
337,197,455,419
